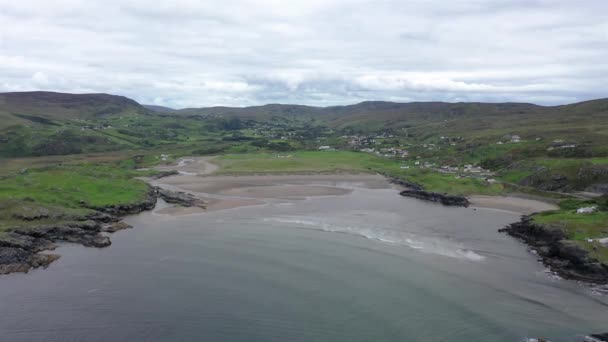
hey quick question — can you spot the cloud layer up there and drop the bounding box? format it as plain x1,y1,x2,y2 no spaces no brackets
1,0,607,107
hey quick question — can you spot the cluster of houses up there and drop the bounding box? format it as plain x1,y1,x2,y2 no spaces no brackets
345,135,377,147
359,147,409,158
547,140,577,151
403,162,496,182
439,136,463,146
80,125,113,131
344,132,397,147
427,163,492,175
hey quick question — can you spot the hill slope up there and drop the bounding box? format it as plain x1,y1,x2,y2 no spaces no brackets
0,91,147,129
168,99,608,133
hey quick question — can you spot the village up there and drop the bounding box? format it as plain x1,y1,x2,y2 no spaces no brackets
315,132,499,184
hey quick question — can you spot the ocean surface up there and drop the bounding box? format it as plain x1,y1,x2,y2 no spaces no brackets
1,186,606,341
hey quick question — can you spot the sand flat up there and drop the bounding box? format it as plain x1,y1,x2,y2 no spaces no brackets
150,167,392,214
155,174,390,195
469,195,558,214
151,157,559,215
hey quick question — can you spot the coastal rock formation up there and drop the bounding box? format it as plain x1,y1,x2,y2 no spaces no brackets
101,221,133,233
388,177,423,191
399,189,470,207
0,187,159,275
586,333,608,342
95,188,158,216
157,188,206,208
500,216,608,284
0,247,60,275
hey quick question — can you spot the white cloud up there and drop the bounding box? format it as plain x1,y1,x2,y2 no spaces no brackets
31,71,49,86
0,0,606,107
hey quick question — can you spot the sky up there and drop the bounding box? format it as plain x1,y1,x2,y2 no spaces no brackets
0,0,607,108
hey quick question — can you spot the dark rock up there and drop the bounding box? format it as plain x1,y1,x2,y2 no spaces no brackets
0,233,56,252
157,188,206,208
387,177,423,191
399,189,469,207
31,253,61,268
86,211,117,223
500,216,608,284
101,221,133,233
0,247,59,275
79,234,111,248
588,333,608,341
1,186,159,275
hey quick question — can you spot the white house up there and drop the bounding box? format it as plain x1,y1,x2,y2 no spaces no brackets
576,206,597,214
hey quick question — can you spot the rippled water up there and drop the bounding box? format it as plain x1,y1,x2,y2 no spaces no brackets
0,186,606,341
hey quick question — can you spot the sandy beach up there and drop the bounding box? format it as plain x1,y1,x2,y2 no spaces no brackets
150,157,558,216
149,157,393,214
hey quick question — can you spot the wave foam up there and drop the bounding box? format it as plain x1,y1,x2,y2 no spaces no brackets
264,217,485,261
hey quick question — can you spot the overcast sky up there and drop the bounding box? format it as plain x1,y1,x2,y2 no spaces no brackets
0,0,607,108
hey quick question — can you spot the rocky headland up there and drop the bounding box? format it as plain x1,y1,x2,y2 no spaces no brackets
500,216,608,284
0,186,205,275
399,189,470,207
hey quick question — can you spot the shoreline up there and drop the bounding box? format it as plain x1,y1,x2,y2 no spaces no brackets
152,157,558,216
500,216,608,284
0,156,579,279
469,195,559,215
0,187,159,275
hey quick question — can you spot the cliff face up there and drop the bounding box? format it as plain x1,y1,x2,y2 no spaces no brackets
500,216,608,284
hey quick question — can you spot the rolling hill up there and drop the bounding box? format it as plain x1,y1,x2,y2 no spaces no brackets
0,91,147,130
149,98,608,135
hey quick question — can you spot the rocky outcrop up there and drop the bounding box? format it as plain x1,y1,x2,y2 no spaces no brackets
387,177,423,191
587,333,608,342
101,221,133,233
150,170,180,179
94,188,157,216
11,221,111,247
399,189,470,207
0,247,60,275
0,187,159,275
500,216,608,284
157,188,206,208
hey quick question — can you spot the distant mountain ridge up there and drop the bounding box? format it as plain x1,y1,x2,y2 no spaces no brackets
1,91,607,131
0,91,146,129
145,98,608,131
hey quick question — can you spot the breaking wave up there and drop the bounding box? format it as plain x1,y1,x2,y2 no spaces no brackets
264,217,485,261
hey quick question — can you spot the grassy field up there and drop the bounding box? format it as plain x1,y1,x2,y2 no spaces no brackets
0,164,149,208
215,151,382,173
531,197,608,263
0,161,153,234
